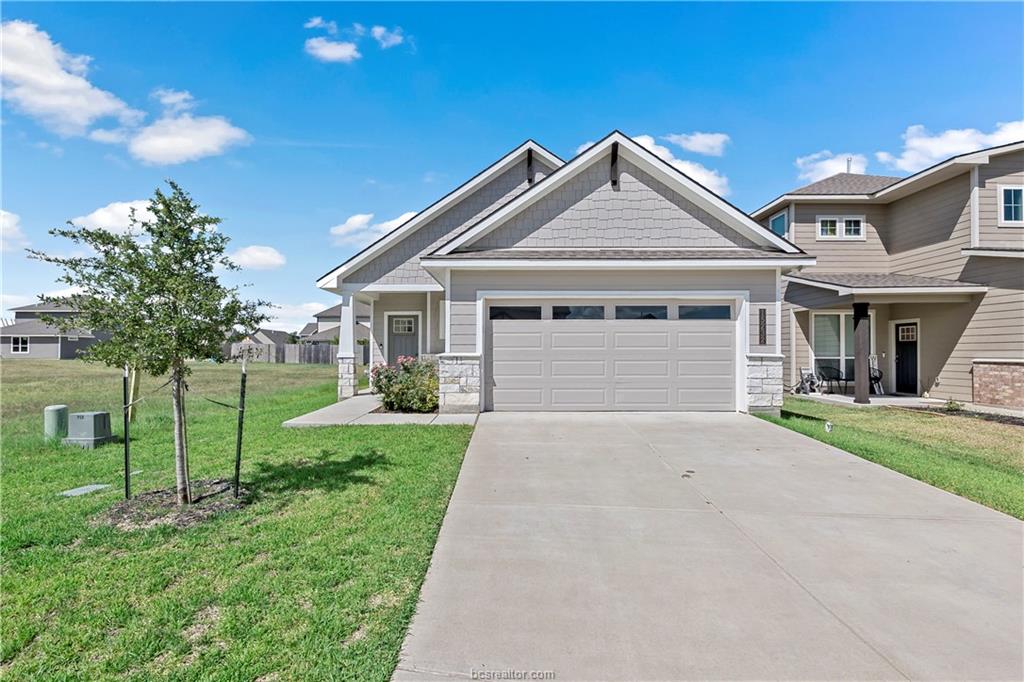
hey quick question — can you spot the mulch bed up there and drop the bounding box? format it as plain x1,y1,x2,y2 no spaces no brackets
899,406,1024,427
96,479,249,531
369,406,438,415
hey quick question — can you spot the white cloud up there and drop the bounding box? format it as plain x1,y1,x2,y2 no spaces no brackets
876,121,1024,173
329,211,417,246
794,150,868,183
574,141,595,156
1,210,30,252
371,26,404,49
304,16,338,35
71,200,154,234
663,131,730,157
88,128,129,144
128,113,250,165
230,245,286,270
263,302,330,332
632,134,731,196
305,37,361,63
0,20,144,136
152,87,195,115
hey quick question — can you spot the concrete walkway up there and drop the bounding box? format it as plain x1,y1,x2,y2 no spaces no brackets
394,412,1023,681
282,394,476,427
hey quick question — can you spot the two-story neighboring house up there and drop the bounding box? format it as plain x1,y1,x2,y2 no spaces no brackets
0,303,97,359
751,141,1023,409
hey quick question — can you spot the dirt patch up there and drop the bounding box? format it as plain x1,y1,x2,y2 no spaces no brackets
96,479,248,531
900,406,1024,427
341,625,367,648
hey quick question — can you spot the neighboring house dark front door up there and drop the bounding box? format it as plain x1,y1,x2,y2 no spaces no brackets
894,323,919,394
387,315,418,365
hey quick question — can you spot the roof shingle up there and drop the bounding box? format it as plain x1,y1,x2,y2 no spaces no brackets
789,173,902,196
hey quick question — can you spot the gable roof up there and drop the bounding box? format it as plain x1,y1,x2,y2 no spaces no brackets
10,302,79,313
316,139,564,289
789,173,902,196
297,322,319,337
0,319,94,338
752,139,1024,219
252,328,292,345
433,131,802,256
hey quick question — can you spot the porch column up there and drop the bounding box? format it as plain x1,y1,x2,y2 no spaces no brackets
853,301,870,405
337,294,357,400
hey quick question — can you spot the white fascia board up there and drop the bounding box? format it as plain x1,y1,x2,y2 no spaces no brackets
422,258,817,270
315,141,564,290
438,131,802,255
960,248,1024,259
340,283,444,293
751,194,874,220
783,275,988,296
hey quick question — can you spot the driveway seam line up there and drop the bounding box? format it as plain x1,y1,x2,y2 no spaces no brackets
618,415,912,681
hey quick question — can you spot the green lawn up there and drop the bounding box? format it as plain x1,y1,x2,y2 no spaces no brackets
759,396,1024,519
1,360,472,680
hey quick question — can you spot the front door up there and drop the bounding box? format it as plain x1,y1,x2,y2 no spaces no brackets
894,323,918,394
387,316,418,365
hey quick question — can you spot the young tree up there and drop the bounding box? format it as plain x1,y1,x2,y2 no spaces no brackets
30,181,268,504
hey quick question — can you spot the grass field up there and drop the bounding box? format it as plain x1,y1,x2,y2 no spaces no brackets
759,397,1024,519
1,360,472,680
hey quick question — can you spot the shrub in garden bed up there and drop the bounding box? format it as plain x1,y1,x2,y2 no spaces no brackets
370,356,439,412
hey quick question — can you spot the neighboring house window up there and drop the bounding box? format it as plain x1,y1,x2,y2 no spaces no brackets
999,185,1023,226
811,312,872,380
11,337,29,353
769,210,788,238
817,215,866,240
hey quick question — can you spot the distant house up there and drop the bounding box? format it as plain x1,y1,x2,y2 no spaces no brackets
306,302,371,363
296,322,319,339
240,328,293,346
0,303,98,359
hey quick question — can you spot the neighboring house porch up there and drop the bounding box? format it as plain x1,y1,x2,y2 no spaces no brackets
784,272,991,403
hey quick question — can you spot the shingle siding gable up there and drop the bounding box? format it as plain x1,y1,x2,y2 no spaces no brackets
471,158,758,250
346,158,553,285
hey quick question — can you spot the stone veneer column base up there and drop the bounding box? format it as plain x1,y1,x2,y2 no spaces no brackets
747,353,784,416
337,355,357,401
438,354,481,414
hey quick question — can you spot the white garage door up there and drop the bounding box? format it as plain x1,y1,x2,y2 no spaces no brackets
487,302,736,411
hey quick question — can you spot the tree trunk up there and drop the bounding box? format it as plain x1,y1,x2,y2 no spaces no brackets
171,368,192,504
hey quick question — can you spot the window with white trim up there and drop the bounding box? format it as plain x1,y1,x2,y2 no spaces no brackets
769,210,788,238
11,337,29,353
811,312,872,380
391,317,415,334
817,215,866,240
999,186,1023,226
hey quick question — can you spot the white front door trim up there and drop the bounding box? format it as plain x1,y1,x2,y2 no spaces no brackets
889,318,922,395
383,311,423,365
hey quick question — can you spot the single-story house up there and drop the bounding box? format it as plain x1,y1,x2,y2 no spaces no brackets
240,328,294,346
318,131,813,413
0,303,98,359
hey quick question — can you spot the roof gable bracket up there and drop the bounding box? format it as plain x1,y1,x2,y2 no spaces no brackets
610,141,619,188
527,149,535,185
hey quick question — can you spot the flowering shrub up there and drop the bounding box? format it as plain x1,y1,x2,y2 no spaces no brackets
370,355,439,413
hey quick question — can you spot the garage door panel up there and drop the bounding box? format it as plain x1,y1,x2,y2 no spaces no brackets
489,307,736,412
614,360,671,377
613,332,670,349
551,360,607,377
551,331,606,349
551,388,608,407
493,360,544,377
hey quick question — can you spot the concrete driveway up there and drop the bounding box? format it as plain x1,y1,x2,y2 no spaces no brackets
394,412,1023,681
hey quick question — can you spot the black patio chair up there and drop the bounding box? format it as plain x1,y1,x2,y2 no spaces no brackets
870,367,885,396
817,366,847,394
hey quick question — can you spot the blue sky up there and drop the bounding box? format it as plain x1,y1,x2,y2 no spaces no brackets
3,2,1022,330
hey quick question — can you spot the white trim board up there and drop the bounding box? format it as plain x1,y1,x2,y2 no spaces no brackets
436,131,801,256
424,258,815,270
317,140,564,290
783,275,988,296
960,248,1024,259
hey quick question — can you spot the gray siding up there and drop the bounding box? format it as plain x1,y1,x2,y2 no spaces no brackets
448,269,777,354
347,159,554,286
368,293,434,365
791,203,890,273
1,336,59,359
474,158,758,250
978,150,1024,249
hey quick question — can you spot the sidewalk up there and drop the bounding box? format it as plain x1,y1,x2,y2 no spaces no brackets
283,393,476,427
